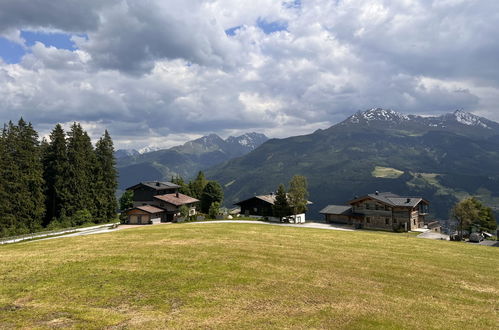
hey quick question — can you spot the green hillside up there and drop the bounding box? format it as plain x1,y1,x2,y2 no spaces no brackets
0,224,497,328
207,109,499,220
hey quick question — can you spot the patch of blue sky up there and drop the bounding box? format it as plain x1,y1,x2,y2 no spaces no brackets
257,18,288,34
21,30,87,51
0,37,25,64
225,26,243,37
283,0,301,9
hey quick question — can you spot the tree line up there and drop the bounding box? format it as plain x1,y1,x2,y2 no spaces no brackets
0,119,118,237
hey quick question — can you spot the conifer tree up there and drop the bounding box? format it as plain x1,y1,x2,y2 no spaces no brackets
172,175,191,195
94,130,118,222
0,119,45,234
273,184,290,219
66,123,97,219
189,171,207,199
17,119,46,231
0,126,14,236
42,124,71,225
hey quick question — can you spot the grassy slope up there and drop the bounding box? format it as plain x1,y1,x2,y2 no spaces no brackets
0,224,498,329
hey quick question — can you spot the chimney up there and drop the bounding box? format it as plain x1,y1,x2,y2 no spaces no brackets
176,191,179,198
375,191,379,195
406,198,410,203
156,182,160,187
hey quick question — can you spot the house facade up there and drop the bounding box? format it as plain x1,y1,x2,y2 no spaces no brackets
124,181,199,223
234,194,312,222
320,192,429,231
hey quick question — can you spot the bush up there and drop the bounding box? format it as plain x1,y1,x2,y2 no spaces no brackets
71,209,93,226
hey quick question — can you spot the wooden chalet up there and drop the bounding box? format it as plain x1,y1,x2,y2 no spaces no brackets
124,181,199,223
234,194,312,218
320,192,430,231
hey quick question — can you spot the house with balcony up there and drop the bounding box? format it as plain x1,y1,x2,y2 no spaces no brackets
124,181,199,223
320,191,429,231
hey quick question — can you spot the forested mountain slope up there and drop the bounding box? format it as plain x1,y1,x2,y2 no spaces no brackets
207,109,499,220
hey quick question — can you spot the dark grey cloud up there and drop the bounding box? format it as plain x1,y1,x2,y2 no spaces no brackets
0,0,112,33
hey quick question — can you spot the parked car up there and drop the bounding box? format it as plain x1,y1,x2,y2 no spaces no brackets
469,232,484,243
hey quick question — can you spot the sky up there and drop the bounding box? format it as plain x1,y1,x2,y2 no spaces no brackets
0,0,498,150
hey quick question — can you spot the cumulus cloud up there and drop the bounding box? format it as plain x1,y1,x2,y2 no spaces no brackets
0,0,498,149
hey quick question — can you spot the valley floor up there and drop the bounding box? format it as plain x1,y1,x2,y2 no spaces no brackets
0,223,498,329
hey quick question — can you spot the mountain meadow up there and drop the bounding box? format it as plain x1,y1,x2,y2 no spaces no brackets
1,223,498,329
207,109,499,220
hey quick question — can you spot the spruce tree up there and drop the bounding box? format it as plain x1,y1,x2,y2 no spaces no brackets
0,126,14,236
0,120,45,234
273,184,290,219
17,119,46,232
94,130,118,222
66,123,97,220
42,124,71,225
189,171,207,199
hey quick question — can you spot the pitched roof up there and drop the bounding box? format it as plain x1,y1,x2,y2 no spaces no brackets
320,205,353,215
154,193,199,206
234,194,313,206
132,205,165,214
126,181,181,191
348,192,428,207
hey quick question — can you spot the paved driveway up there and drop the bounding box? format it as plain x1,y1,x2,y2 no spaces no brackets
187,220,354,231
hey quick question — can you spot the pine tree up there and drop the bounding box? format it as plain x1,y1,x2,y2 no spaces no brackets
273,184,290,219
66,123,97,220
172,175,191,195
189,171,207,199
0,126,13,236
42,124,71,225
0,119,46,234
17,119,46,232
94,130,118,222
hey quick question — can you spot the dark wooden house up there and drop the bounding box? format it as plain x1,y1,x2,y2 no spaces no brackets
124,181,199,223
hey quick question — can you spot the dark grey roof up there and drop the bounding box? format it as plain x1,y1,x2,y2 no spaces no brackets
320,205,352,215
126,181,181,191
350,192,427,207
235,194,313,206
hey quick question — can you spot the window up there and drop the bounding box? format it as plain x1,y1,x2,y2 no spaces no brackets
366,217,371,223
375,204,379,210
393,219,397,224
365,203,370,210
385,218,390,225
413,219,416,226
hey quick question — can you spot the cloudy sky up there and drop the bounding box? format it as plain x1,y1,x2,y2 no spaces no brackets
0,0,498,149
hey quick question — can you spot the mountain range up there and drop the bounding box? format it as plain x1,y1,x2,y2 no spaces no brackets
116,132,268,190
206,109,499,220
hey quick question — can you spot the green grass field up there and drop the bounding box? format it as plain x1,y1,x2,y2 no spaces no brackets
1,223,498,329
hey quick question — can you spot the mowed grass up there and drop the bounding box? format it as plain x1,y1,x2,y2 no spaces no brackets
0,224,498,329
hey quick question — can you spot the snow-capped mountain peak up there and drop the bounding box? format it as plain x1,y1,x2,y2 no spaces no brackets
138,145,162,154
225,132,268,150
452,109,490,128
345,108,409,124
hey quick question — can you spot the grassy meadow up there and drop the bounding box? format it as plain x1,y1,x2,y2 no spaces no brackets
0,223,498,329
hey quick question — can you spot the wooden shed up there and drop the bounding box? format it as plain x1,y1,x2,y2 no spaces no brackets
126,205,165,225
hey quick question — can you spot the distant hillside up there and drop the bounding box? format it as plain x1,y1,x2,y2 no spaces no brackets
207,109,499,220
116,132,268,190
